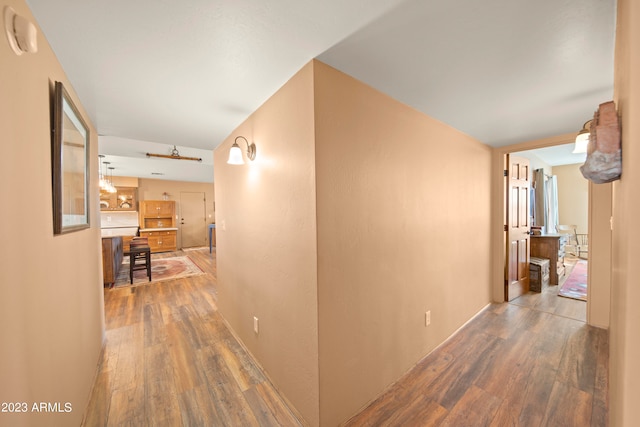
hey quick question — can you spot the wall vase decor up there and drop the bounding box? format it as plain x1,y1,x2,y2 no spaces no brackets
580,101,622,184
51,81,90,234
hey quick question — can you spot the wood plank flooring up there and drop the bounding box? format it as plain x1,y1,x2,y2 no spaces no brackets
344,257,606,427
84,250,607,426
510,255,587,323
82,248,304,427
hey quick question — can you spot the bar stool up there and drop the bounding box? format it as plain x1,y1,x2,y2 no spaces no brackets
128,237,151,284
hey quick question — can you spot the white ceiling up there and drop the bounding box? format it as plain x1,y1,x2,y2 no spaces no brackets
26,0,616,182
518,143,587,167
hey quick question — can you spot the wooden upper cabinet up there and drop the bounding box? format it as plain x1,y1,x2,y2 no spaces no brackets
115,187,137,210
139,200,176,229
100,187,137,211
141,200,174,218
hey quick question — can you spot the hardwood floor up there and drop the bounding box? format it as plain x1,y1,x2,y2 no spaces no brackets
84,250,606,426
82,248,304,426
345,256,606,427
510,256,587,323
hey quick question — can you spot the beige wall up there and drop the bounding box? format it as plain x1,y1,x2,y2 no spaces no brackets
314,61,492,426
110,175,139,187
137,178,215,248
610,0,640,424
0,0,104,425
214,60,493,426
587,181,612,329
554,163,588,234
213,62,320,426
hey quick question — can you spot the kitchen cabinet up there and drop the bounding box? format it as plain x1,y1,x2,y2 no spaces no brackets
102,236,123,286
139,229,177,253
139,200,176,229
141,200,174,219
100,187,137,211
139,200,177,252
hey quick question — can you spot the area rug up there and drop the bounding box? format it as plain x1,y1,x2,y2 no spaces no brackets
115,256,204,287
181,246,208,252
559,260,587,301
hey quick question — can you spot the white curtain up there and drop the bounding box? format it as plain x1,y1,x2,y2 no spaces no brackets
533,169,559,234
546,175,559,234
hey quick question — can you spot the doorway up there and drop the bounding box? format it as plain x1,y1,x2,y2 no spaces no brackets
504,143,589,318
493,136,612,328
180,192,207,248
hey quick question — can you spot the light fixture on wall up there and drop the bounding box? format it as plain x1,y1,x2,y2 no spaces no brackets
4,6,38,56
146,145,202,162
572,120,592,154
227,136,256,165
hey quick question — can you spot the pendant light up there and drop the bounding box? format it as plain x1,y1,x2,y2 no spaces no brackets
98,155,109,190
107,166,117,193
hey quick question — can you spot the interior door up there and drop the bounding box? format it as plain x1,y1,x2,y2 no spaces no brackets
506,155,531,301
180,192,207,248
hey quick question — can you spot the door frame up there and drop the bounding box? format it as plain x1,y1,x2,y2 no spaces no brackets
490,133,611,328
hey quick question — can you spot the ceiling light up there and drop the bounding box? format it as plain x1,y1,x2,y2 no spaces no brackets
98,155,109,190
146,145,202,162
106,165,117,193
227,136,256,165
573,120,592,154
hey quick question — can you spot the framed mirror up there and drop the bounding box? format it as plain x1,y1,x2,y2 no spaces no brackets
52,81,90,234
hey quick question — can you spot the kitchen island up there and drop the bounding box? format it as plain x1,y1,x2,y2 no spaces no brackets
102,236,123,287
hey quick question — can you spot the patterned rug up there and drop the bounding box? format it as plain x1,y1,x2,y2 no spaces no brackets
559,260,587,301
181,246,208,252
115,255,204,287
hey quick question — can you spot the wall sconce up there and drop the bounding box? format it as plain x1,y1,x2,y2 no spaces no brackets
572,120,592,153
4,6,38,56
227,136,256,165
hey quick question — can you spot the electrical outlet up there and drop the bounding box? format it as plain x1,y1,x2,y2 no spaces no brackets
425,311,431,326
253,316,259,334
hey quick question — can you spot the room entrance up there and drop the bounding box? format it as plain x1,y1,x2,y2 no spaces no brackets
503,143,590,309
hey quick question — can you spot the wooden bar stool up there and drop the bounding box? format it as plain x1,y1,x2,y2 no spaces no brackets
128,237,151,284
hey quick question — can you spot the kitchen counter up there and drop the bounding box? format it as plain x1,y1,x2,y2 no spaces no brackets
100,227,139,237
138,228,178,252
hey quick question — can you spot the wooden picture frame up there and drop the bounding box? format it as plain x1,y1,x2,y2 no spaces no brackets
52,81,90,234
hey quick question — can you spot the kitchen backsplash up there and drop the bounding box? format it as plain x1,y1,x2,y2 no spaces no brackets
100,211,139,227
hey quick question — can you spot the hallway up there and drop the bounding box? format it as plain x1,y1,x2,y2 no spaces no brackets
84,249,607,426
83,248,303,426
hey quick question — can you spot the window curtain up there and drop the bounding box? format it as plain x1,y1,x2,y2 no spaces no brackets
533,169,559,234
546,175,559,234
